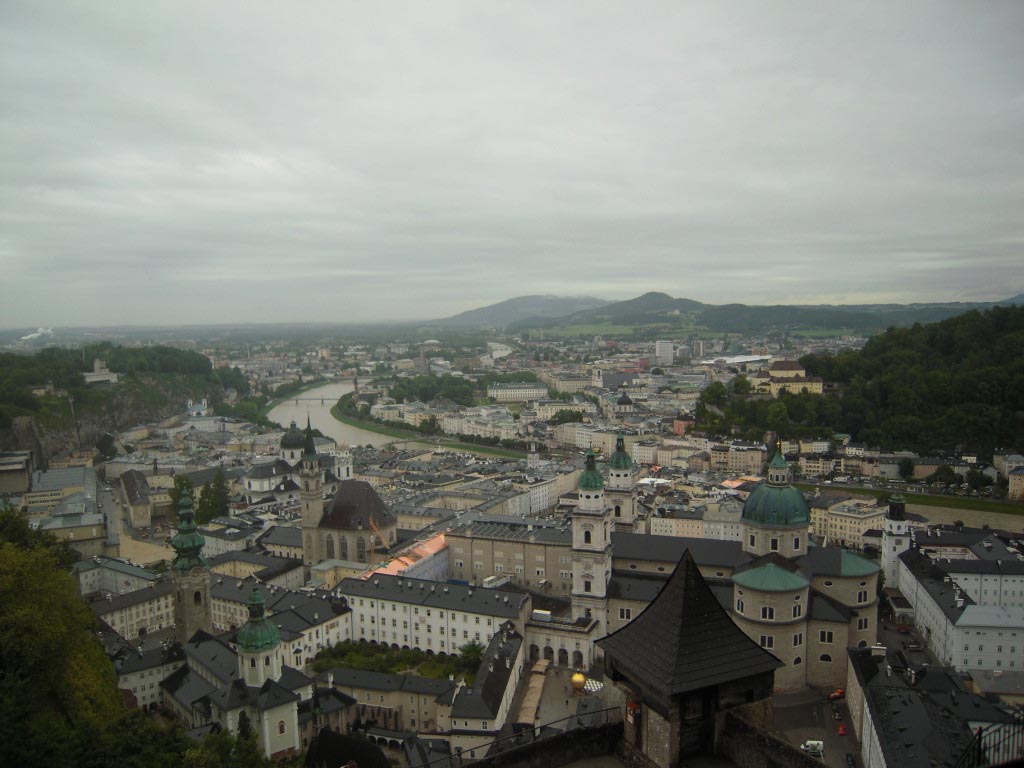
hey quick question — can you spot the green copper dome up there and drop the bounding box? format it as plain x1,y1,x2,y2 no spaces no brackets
171,492,207,573
768,451,789,470
609,434,633,471
236,585,280,653
742,483,810,528
579,450,604,491
733,563,809,593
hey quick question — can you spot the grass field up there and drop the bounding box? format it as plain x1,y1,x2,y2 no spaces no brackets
330,405,525,459
796,482,1024,516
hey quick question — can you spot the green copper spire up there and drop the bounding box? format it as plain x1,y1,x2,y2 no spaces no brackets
579,449,604,491
609,433,633,471
769,451,788,470
170,491,207,573
236,584,280,653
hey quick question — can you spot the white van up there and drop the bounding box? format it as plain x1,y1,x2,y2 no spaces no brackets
800,740,824,758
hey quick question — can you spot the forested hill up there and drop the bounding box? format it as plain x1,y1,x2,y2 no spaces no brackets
799,305,1024,457
0,344,249,458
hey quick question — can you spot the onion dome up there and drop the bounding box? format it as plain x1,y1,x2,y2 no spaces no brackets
280,420,306,450
171,492,207,573
236,584,280,653
609,433,633,471
579,450,604,491
741,452,809,528
616,391,633,406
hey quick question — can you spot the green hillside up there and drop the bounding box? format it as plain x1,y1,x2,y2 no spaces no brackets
696,306,1024,458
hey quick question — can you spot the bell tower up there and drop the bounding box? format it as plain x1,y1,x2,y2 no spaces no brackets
236,584,282,686
171,492,212,643
605,433,638,531
300,417,323,566
882,494,909,589
571,450,612,636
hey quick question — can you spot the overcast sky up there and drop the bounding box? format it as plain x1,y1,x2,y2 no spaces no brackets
2,2,1022,328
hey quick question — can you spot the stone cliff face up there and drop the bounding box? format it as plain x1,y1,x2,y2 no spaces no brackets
0,375,223,462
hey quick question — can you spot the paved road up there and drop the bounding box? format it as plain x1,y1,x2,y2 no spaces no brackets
775,687,860,768
100,486,121,546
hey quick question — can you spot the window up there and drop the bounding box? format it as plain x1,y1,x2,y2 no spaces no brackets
794,656,802,665
857,618,869,631
749,534,756,547
792,605,802,619
619,608,632,620
819,653,832,663
793,536,801,550
819,630,833,644
761,606,775,620
278,721,286,735
583,530,592,544
759,635,774,649
770,538,779,552
736,599,744,613
857,590,868,603
793,632,803,647
250,658,256,668
584,580,592,593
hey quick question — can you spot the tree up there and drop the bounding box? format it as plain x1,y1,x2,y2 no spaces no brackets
196,482,216,525
236,711,253,741
549,409,583,426
210,470,230,519
731,375,752,395
417,416,441,435
927,464,957,486
702,382,727,407
766,401,789,432
458,640,485,673
650,367,665,376
898,457,915,480
169,475,195,516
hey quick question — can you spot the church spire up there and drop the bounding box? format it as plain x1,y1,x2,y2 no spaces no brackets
170,491,207,573
304,414,317,457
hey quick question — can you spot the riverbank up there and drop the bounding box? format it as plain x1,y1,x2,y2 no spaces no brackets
258,378,333,421
329,405,525,459
795,482,1024,517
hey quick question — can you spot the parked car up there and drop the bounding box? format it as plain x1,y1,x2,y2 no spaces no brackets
828,688,846,700
897,625,911,634
838,725,848,737
800,740,824,758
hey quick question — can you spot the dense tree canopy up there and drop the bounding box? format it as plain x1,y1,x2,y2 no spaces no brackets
696,306,1024,458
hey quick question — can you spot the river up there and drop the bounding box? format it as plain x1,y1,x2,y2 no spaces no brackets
266,380,396,448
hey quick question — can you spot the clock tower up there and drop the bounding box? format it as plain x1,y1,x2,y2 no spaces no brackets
171,491,212,643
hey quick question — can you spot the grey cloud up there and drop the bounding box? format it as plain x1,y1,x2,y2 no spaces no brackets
1,1,1022,327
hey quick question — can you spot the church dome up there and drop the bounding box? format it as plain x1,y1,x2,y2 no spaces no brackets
579,450,604,491
280,421,306,450
741,482,810,528
609,433,633,471
236,585,280,653
616,392,633,406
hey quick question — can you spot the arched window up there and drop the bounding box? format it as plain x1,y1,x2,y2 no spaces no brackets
819,653,832,663
584,530,592,545
265,656,271,666
614,505,621,517
278,720,286,735
326,535,335,559
357,537,366,562
250,657,256,668
858,640,868,648
193,590,202,606
340,536,348,560
794,656,803,665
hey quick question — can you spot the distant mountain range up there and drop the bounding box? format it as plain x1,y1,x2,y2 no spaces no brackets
431,295,611,328
430,291,1024,334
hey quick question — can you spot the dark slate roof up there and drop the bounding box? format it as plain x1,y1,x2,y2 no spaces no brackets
797,546,879,578
451,622,522,720
160,664,217,711
337,574,527,618
611,532,750,569
278,665,313,692
259,525,303,548
607,572,669,602
297,688,356,727
320,480,397,531
318,668,457,699
121,470,150,504
808,589,854,623
115,643,185,676
183,630,240,687
597,550,781,714
89,579,172,615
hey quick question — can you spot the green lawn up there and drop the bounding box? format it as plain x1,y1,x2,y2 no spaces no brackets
796,483,1024,516
311,640,478,684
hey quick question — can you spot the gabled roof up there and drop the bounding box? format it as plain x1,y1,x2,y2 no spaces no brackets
320,480,397,531
798,547,879,578
597,550,781,714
